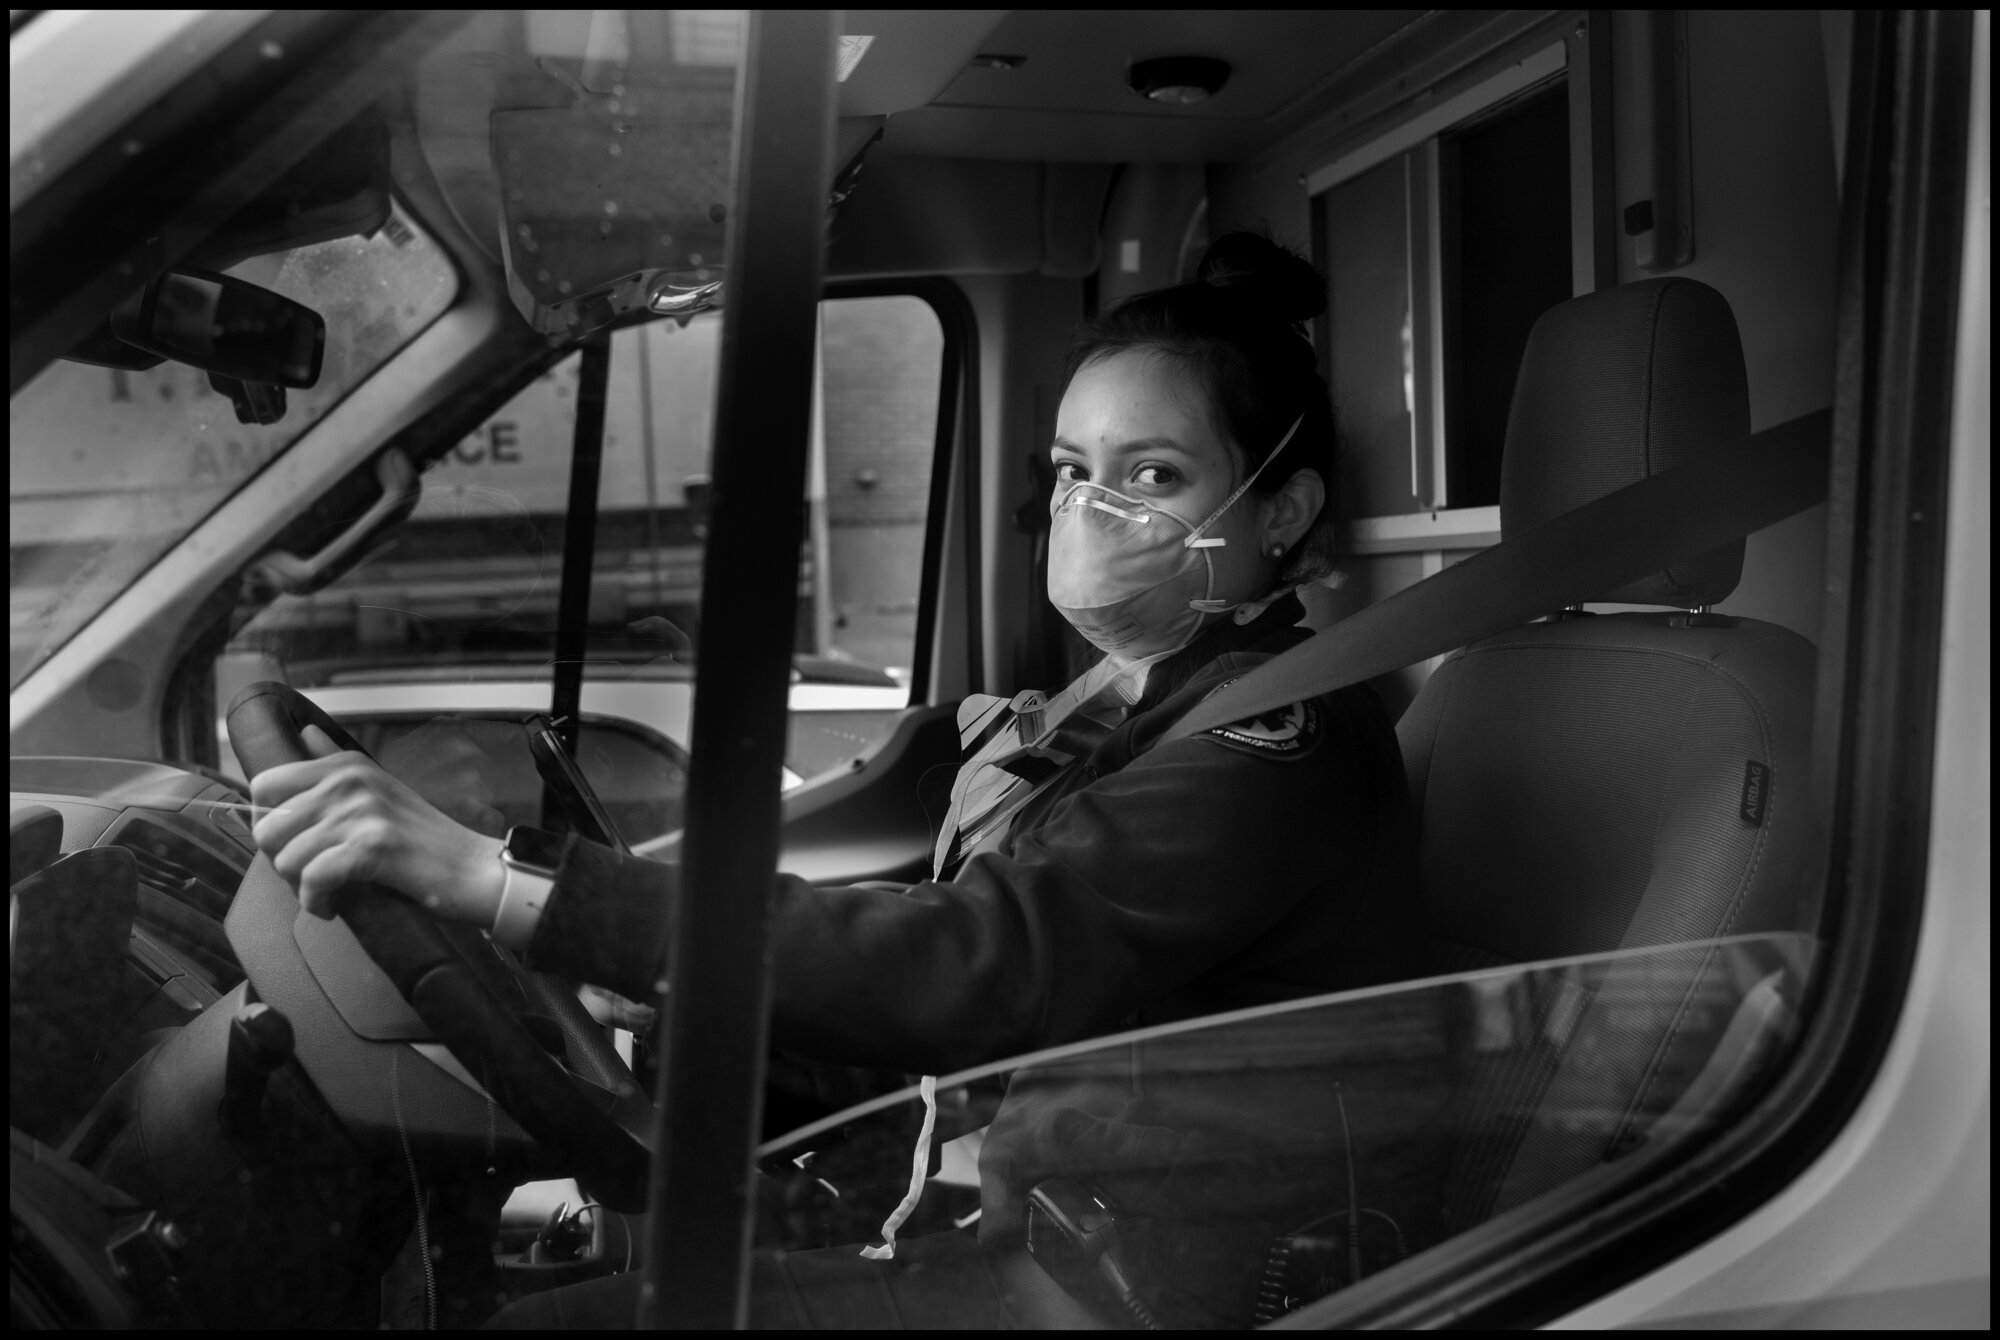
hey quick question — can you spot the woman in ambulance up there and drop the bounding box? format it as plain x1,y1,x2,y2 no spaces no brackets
250,232,1422,1326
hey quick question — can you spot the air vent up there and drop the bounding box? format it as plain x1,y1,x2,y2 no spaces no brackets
102,812,244,919
132,890,241,991
125,847,231,919
100,810,251,992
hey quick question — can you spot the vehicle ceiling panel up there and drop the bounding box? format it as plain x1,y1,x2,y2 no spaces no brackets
876,9,1424,162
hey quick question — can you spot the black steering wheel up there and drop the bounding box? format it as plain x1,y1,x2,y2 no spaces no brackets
226,682,653,1211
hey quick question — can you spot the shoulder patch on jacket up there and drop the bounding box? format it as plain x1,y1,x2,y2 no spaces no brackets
1203,699,1321,758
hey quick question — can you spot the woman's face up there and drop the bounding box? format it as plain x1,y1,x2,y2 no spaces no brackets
1047,347,1325,660
1050,349,1248,522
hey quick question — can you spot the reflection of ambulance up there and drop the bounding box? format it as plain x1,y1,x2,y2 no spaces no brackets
320,325,726,648
429,319,715,532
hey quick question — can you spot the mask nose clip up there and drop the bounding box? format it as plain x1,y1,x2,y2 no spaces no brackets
1069,491,1152,524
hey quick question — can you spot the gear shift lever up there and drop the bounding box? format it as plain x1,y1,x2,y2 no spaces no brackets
221,1000,294,1138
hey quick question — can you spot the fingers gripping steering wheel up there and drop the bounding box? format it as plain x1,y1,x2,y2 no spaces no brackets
226,682,652,1211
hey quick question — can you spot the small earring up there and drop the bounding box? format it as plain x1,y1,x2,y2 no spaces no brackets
1268,543,1286,558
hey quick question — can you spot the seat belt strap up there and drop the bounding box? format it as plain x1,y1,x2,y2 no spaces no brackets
1162,409,1833,745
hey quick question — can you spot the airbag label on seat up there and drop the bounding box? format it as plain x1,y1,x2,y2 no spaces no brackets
1741,759,1771,826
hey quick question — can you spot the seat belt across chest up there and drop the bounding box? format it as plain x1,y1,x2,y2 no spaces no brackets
1162,410,1833,745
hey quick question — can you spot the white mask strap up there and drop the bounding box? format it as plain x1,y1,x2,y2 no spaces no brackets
1183,413,1306,550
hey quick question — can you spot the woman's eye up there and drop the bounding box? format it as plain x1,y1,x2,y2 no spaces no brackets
1133,465,1178,488
1053,460,1085,484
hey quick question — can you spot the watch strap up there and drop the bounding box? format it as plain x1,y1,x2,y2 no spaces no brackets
490,859,554,950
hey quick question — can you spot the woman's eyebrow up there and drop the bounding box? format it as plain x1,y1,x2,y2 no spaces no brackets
1050,435,1195,457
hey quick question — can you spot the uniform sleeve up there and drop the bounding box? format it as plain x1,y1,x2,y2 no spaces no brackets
522,692,1399,1076
518,832,677,1000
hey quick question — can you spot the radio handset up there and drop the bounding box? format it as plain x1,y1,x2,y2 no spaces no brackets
1023,1177,1160,1330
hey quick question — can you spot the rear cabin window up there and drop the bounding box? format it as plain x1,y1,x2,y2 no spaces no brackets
1314,74,1573,520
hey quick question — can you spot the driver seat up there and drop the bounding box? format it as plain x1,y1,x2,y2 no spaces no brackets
1394,277,1819,1234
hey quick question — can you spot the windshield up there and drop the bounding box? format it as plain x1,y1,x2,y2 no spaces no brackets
8,202,457,687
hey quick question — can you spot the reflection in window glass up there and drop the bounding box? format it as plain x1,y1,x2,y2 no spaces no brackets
756,935,1814,1328
7,199,457,687
1317,156,1416,519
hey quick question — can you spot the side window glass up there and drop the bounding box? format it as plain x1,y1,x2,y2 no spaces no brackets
217,294,946,824
595,296,944,786
802,294,945,772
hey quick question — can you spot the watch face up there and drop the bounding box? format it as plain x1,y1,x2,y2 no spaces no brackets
504,825,567,872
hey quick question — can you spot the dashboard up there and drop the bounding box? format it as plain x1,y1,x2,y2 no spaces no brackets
11,757,246,1053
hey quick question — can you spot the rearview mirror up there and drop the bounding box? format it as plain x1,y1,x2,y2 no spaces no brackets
109,268,325,388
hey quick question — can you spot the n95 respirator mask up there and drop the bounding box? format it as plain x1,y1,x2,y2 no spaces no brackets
1046,415,1301,658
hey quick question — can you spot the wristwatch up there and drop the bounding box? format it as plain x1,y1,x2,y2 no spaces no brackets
491,825,563,950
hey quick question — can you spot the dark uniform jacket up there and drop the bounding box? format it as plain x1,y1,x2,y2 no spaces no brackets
520,595,1420,1324
520,594,1419,1072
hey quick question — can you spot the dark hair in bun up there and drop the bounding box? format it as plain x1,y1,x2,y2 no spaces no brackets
1194,231,1329,329
1061,231,1339,585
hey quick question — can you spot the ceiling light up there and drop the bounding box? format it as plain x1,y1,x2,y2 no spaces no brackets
1127,55,1231,105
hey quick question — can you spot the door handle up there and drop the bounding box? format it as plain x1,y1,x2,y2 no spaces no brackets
245,449,416,595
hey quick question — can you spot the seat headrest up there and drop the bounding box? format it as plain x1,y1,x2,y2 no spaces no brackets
1500,278,1751,607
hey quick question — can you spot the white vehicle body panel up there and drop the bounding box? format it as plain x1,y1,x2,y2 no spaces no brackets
1555,17,1991,1325
8,9,266,212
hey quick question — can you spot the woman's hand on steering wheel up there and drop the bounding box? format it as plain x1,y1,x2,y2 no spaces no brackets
250,723,505,927
230,682,654,1208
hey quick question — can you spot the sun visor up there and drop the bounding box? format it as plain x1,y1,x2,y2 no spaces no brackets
490,18,883,340
490,74,733,339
